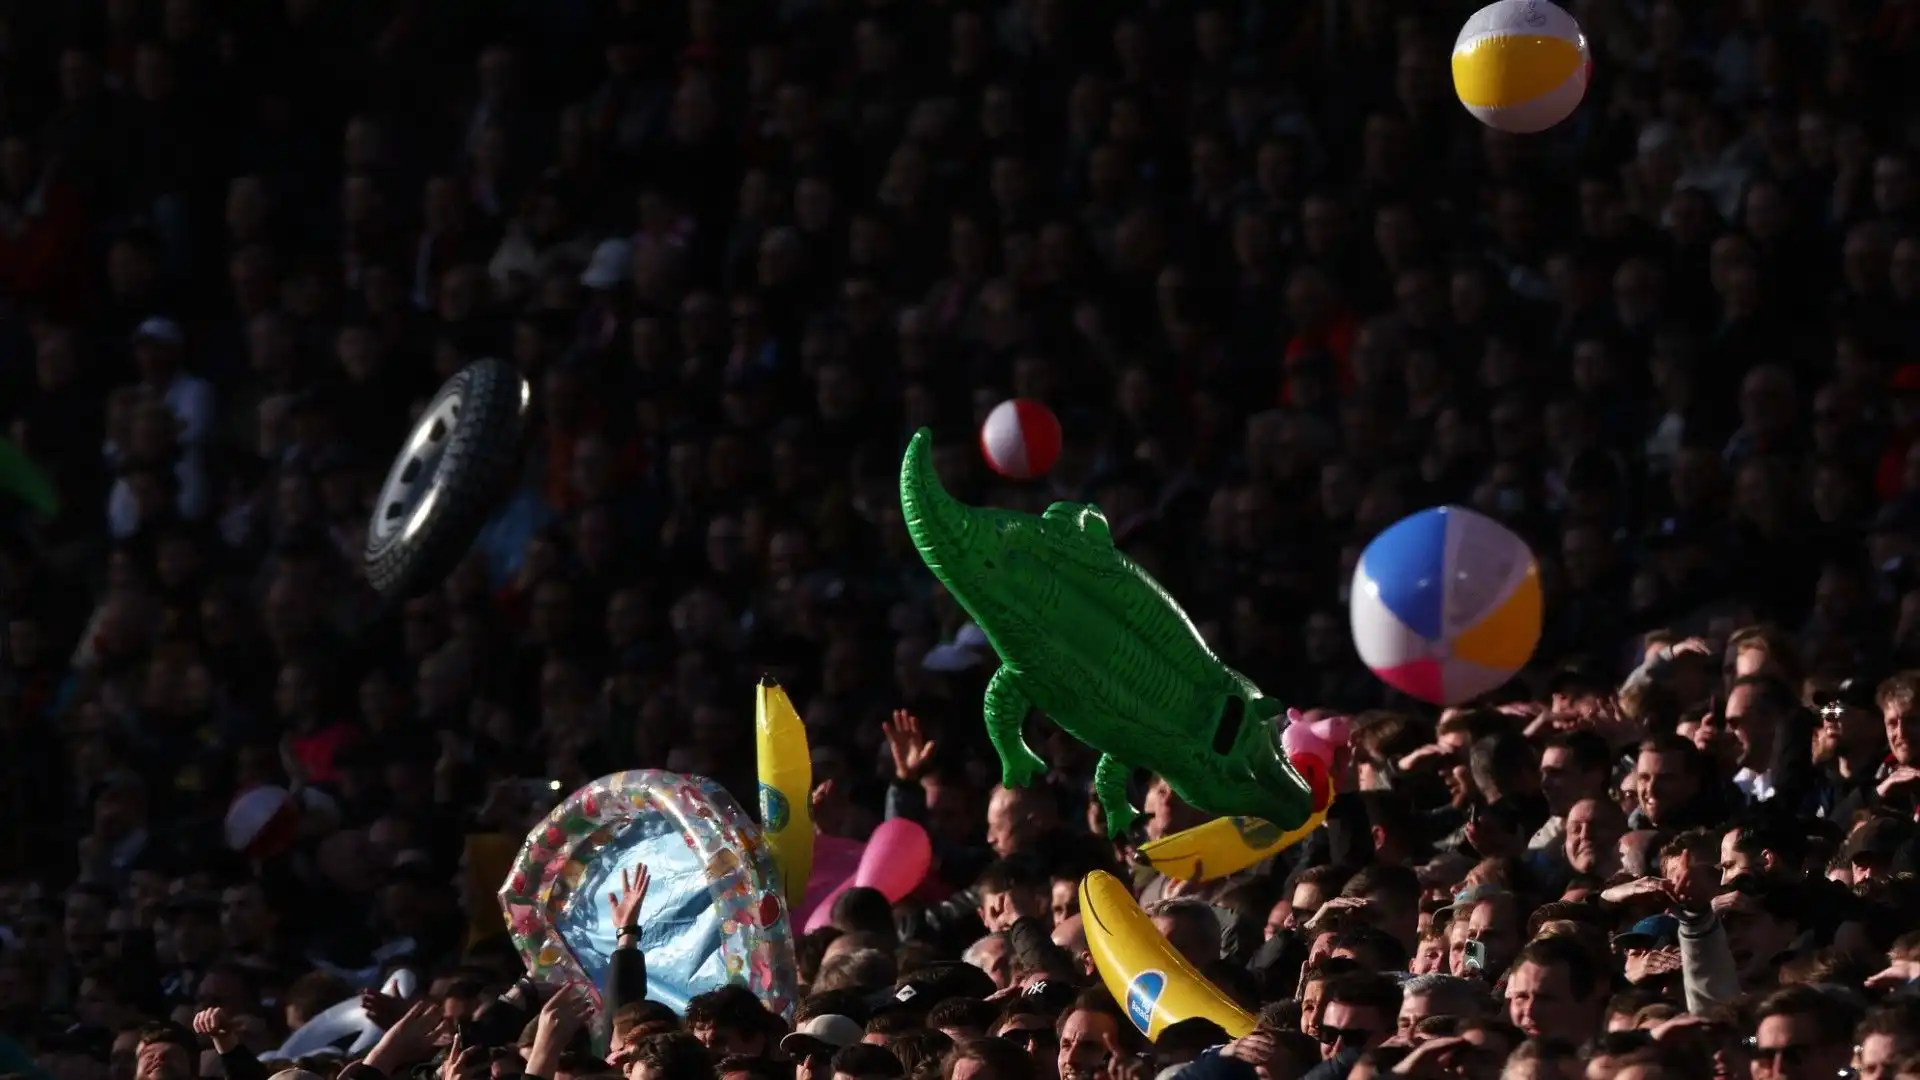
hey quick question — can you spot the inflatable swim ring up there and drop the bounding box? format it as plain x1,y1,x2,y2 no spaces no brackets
499,770,799,1020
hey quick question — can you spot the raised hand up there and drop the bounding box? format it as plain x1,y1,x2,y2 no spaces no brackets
526,986,592,1079
440,1034,486,1080
882,710,937,782
191,1008,238,1055
360,989,408,1029
364,1001,445,1075
608,864,651,934
1599,876,1675,909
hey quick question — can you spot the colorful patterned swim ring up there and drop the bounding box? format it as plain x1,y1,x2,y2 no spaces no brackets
497,770,799,1020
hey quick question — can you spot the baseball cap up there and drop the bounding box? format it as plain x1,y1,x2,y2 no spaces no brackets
1843,817,1910,865
1613,914,1679,950
581,238,633,290
1433,884,1504,920
133,316,185,346
922,623,991,673
869,963,999,1014
1813,677,1878,716
778,1015,863,1058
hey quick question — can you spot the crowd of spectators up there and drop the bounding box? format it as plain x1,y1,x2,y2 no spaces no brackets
6,1,1920,1080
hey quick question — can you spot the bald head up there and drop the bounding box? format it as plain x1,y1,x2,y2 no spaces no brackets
986,784,1056,857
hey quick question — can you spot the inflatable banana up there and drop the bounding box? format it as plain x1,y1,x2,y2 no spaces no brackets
1080,871,1255,1041
1136,715,1347,883
755,678,814,912
1134,776,1332,883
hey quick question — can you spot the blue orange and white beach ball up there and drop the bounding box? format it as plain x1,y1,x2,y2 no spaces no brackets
1451,0,1591,134
1350,506,1542,705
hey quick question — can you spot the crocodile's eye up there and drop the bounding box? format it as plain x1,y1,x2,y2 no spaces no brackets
1211,695,1246,754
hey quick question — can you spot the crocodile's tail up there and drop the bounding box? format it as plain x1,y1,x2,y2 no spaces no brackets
899,429,975,584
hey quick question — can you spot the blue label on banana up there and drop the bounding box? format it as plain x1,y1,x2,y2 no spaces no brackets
1125,971,1166,1035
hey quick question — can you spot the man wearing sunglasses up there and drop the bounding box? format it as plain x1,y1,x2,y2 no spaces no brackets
1749,984,1859,1080
779,1014,865,1080
1312,973,1399,1070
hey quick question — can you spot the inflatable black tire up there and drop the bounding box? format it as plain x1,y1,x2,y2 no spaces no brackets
364,358,527,598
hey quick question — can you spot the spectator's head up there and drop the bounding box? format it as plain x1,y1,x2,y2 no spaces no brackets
1564,797,1627,877
1633,736,1702,828
1506,937,1605,1044
686,985,772,1058
1340,864,1422,952
1878,672,1920,768
830,1043,904,1080
832,887,898,939
943,1038,1033,1080
1538,732,1612,816
782,1012,865,1080
1054,989,1131,1080
132,317,185,382
1396,973,1492,1040
985,787,1057,857
133,1024,192,1080
1750,986,1861,1080
1144,898,1220,969
1316,972,1400,1060
624,1032,712,1080
1713,885,1804,982
961,934,1011,990
976,858,1049,933
1721,818,1804,886
1854,1000,1920,1080
925,999,998,1043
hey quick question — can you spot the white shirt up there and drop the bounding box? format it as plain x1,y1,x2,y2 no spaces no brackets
159,373,216,448
1733,767,1775,804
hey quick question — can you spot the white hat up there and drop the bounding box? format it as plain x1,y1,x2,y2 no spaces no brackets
133,317,184,345
778,1015,863,1057
581,238,633,290
922,623,992,672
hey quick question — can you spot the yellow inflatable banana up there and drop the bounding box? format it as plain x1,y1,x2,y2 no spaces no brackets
1134,775,1333,883
755,678,813,912
1080,870,1255,1041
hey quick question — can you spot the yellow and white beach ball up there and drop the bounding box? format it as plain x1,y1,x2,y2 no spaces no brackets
1451,0,1590,134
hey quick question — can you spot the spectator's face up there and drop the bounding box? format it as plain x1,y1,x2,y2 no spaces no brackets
1538,747,1595,815
1633,750,1695,825
1752,1012,1847,1080
1318,1000,1386,1060
1466,900,1519,977
109,1030,139,1080
1713,893,1793,979
986,788,1045,857
1297,978,1328,1039
1718,830,1758,884
1396,993,1437,1041
1856,1033,1902,1080
968,932,1012,985
64,890,108,955
1883,700,1920,766
1411,936,1445,974
135,1040,189,1080
1507,961,1590,1042
220,883,271,947
1056,1008,1119,1080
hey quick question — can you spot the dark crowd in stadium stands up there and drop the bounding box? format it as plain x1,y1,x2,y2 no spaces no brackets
5,0,1920,1079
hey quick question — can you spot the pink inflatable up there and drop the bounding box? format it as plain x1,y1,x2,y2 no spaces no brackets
1282,711,1350,815
791,834,865,930
801,819,933,933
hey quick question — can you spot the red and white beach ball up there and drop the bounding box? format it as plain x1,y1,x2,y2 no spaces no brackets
226,785,302,859
980,399,1061,480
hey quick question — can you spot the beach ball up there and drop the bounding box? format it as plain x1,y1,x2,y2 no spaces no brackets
226,784,301,859
1351,506,1542,705
1451,0,1591,134
981,398,1061,479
